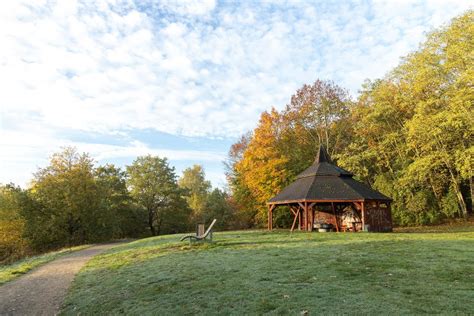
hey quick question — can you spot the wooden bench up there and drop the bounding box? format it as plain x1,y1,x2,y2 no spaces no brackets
180,219,217,243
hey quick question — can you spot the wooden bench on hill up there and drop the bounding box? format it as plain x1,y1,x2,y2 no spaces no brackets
180,219,217,243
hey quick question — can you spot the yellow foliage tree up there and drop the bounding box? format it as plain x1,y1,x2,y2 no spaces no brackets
235,109,289,224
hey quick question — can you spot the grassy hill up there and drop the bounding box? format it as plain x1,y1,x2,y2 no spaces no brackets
61,228,474,315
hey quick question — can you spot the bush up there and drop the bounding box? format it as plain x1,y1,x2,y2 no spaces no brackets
0,220,30,264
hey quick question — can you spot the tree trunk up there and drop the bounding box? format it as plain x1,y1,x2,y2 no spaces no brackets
67,213,74,247
324,123,329,153
148,209,156,236
469,176,473,215
428,175,443,211
440,151,468,218
156,217,163,236
447,172,468,218
456,188,468,218
467,177,474,214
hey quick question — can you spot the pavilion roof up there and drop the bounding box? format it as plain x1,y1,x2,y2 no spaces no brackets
268,146,391,204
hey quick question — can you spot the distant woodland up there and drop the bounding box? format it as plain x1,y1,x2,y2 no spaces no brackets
1,152,234,263
1,11,472,263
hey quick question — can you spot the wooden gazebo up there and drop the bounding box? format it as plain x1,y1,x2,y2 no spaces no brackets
267,146,392,232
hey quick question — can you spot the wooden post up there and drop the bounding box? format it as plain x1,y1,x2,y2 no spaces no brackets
298,206,302,230
268,204,274,231
376,201,380,232
197,224,205,236
387,202,393,232
331,202,339,232
301,205,308,231
305,202,310,231
308,203,314,231
361,202,366,231
298,202,307,231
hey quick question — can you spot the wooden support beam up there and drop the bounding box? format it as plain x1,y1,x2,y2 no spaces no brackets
290,206,297,216
306,202,311,231
308,203,316,232
313,207,318,230
268,204,275,231
361,202,366,231
309,202,314,231
352,202,362,210
378,201,383,232
302,203,307,231
298,206,302,230
307,203,311,232
331,202,339,232
290,208,300,232
387,202,393,232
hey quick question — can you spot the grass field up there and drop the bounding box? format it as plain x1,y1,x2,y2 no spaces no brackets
0,245,89,285
60,227,474,315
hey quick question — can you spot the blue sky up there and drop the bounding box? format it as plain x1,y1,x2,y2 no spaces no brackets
0,0,472,188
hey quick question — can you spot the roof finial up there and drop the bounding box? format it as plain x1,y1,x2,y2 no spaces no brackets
315,145,331,163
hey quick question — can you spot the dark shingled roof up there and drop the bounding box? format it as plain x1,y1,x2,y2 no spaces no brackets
268,146,391,204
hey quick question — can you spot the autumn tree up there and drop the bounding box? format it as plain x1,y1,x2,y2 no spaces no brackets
232,109,289,225
0,184,29,263
283,79,352,157
228,80,352,227
225,134,257,228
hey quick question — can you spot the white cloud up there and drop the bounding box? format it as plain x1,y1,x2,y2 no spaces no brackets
158,0,216,16
2,0,470,136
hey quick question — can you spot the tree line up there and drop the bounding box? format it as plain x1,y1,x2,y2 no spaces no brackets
1,148,235,263
226,11,473,228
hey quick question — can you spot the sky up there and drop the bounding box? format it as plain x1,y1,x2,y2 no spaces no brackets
0,0,472,189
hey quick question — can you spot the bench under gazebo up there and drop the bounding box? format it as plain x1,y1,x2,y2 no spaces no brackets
267,146,392,232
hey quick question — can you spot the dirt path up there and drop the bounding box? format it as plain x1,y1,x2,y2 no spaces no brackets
0,243,124,316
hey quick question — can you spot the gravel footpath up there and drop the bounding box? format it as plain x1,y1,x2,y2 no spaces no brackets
0,243,123,316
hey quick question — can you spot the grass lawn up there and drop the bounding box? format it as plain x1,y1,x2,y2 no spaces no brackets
61,228,474,315
0,245,89,285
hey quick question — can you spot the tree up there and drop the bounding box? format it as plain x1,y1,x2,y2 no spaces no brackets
283,79,352,157
401,11,473,217
205,188,234,230
25,147,108,250
232,109,291,225
225,134,257,228
228,80,353,227
338,11,473,224
178,165,211,223
0,184,29,263
127,156,190,235
95,164,142,237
